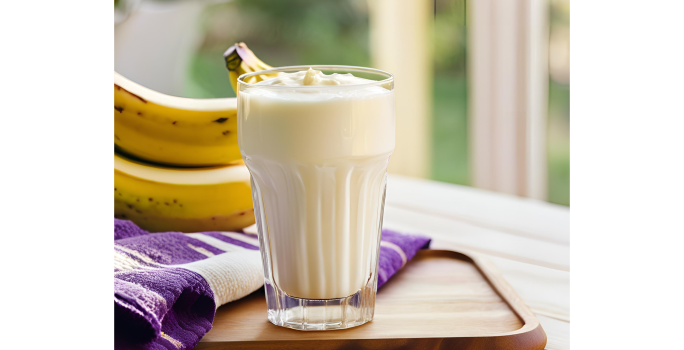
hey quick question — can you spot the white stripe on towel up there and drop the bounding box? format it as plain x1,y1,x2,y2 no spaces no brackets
186,233,245,253
178,249,263,307
114,248,154,271
187,243,215,257
115,244,160,265
219,232,260,247
380,241,407,267
160,332,183,349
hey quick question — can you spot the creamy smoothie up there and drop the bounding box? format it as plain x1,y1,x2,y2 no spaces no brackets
238,68,395,300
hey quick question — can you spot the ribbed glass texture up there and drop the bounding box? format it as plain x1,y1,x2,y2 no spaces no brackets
238,66,394,330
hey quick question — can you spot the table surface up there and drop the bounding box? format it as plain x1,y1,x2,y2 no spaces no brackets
384,174,569,350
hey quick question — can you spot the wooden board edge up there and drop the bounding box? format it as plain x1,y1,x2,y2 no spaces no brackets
465,251,546,336
195,325,547,350
415,249,547,348
195,249,548,350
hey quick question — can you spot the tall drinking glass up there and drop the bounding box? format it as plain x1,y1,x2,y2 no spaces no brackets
237,66,395,330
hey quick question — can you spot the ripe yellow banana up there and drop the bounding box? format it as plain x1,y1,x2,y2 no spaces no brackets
114,152,255,232
114,43,275,166
114,72,241,167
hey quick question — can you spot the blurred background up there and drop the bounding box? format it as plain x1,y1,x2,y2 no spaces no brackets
115,0,569,206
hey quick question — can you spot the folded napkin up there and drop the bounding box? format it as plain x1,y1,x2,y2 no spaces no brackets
114,219,430,350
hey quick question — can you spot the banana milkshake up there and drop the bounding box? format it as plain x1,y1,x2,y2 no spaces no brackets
237,66,395,330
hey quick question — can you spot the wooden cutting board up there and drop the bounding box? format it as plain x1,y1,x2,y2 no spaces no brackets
196,249,546,350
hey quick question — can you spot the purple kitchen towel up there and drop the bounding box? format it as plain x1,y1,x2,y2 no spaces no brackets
114,219,430,350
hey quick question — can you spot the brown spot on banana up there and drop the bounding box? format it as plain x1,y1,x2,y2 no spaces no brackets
114,106,123,113
222,130,231,135
213,117,229,123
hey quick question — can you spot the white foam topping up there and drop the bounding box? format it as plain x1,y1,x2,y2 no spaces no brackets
244,68,390,102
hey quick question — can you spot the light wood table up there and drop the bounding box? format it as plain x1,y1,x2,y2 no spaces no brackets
384,175,569,350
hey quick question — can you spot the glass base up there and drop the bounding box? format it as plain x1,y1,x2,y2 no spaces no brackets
264,281,376,331
250,172,387,331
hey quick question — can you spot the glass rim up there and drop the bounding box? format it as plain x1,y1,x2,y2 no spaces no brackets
237,65,394,89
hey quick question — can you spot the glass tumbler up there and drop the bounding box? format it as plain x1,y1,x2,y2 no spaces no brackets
237,66,395,330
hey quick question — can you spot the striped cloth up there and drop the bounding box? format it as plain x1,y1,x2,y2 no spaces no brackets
114,219,430,350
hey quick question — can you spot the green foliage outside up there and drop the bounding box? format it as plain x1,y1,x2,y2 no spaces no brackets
548,80,570,206
432,0,468,186
185,0,370,99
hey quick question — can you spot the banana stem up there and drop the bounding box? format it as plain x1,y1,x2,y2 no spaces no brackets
223,42,277,93
223,43,249,71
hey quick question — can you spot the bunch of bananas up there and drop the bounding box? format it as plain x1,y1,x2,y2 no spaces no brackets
115,43,273,232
